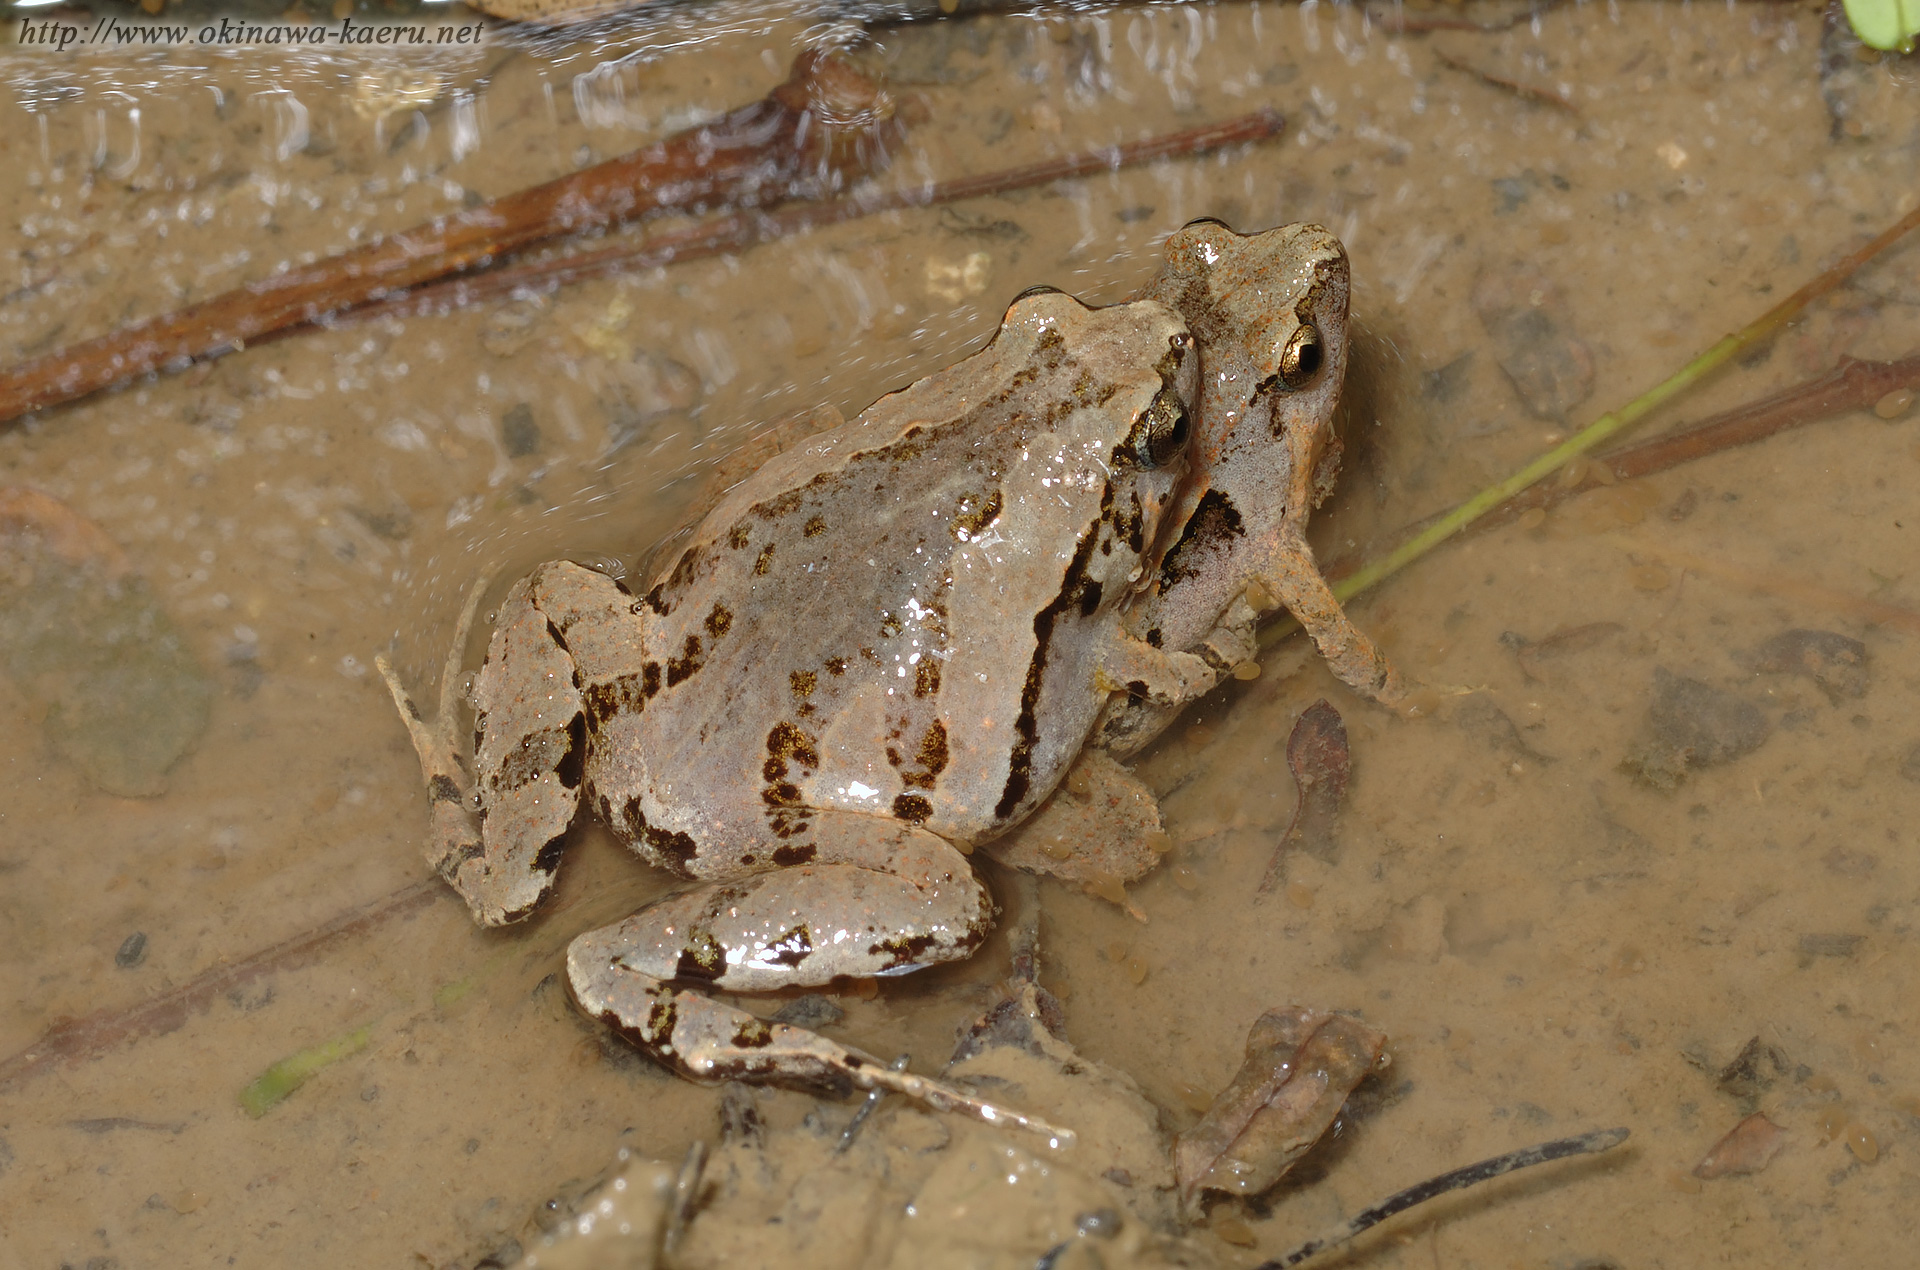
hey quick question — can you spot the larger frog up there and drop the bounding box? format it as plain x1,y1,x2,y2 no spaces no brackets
379,220,1398,1126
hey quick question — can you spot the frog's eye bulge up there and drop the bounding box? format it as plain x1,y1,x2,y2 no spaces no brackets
1010,283,1066,302
1125,386,1193,468
1278,322,1324,390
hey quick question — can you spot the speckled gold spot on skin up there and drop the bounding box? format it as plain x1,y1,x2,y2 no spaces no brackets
790,670,816,698
754,542,775,575
728,523,752,549
803,515,827,536
913,659,941,697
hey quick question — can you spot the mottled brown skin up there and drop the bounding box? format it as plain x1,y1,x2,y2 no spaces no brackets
382,220,1403,1116
384,287,1211,1111
1099,220,1402,760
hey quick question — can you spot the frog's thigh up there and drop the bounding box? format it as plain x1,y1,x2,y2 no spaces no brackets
569,815,991,995
459,562,630,923
1261,547,1405,704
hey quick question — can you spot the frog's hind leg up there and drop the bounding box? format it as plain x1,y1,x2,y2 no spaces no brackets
570,957,1074,1144
566,817,1073,1138
377,573,498,911
573,816,992,993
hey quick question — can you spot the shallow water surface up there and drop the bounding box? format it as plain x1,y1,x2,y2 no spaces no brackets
2,2,1918,1265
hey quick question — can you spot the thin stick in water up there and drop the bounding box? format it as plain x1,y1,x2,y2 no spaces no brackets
1261,1127,1631,1268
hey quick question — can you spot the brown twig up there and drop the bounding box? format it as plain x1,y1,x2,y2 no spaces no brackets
1432,48,1578,113
0,51,903,425
284,108,1288,334
1481,354,1919,526
1363,0,1568,35
0,878,444,1092
1325,353,1920,579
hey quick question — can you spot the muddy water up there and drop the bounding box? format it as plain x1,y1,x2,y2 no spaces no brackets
1,1,1917,1265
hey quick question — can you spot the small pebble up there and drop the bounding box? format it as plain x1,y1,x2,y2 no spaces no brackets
115,931,148,969
1170,866,1200,892
1145,829,1173,855
1846,1122,1879,1163
1124,955,1149,986
1089,873,1128,906
1694,1112,1786,1178
1875,388,1914,420
1065,767,1093,797
1039,837,1073,861
1231,660,1261,681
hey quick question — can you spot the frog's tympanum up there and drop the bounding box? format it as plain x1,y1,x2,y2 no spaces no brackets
380,221,1397,1129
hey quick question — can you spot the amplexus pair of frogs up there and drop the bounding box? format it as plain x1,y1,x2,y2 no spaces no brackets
379,219,1404,1135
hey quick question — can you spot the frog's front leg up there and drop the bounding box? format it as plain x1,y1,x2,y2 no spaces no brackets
1098,632,1219,708
1257,533,1405,705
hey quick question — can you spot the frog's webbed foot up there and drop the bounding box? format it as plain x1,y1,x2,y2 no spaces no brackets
569,934,1075,1147
382,562,633,925
987,750,1164,910
377,573,496,911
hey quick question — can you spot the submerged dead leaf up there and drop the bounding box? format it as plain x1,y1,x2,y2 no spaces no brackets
1505,620,1623,683
1748,628,1869,701
1694,1112,1786,1179
1261,700,1350,887
1624,667,1771,790
1470,260,1595,421
0,487,213,795
1173,1007,1388,1205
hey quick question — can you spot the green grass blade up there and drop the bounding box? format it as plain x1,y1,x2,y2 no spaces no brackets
240,1023,374,1118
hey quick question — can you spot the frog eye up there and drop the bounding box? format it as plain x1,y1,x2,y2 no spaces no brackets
1012,284,1065,303
1278,323,1324,389
1129,387,1191,468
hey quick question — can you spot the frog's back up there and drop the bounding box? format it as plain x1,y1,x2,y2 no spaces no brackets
602,291,1190,857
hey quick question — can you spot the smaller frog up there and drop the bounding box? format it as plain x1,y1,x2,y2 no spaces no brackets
381,286,1213,1131
1101,218,1403,757
990,222,1402,891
